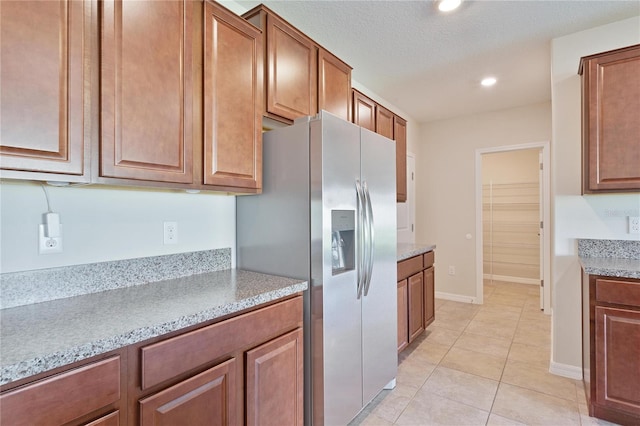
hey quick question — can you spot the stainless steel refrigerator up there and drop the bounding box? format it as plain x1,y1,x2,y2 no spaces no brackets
237,111,397,425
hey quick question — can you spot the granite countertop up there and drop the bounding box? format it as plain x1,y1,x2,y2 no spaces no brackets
0,269,307,386
397,243,436,261
579,257,640,279
578,239,640,280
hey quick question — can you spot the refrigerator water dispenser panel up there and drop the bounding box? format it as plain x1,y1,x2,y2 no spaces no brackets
331,210,355,274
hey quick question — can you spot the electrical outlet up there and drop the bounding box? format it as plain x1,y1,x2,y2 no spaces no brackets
39,224,63,254
448,265,456,275
164,221,178,244
629,216,640,234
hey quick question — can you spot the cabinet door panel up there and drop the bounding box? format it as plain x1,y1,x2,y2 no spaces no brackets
0,0,86,175
266,13,317,121
203,2,262,190
394,116,407,202
408,272,424,343
583,46,640,192
139,358,237,426
397,279,409,352
595,306,640,415
353,90,376,132
424,266,435,327
85,411,120,426
375,106,394,139
101,0,193,183
318,49,352,122
246,328,303,426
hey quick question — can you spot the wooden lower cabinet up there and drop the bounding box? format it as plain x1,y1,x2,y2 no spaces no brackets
583,274,640,424
397,251,435,352
139,359,237,425
85,411,120,426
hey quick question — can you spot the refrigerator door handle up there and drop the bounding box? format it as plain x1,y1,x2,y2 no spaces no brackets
355,179,365,299
363,181,375,296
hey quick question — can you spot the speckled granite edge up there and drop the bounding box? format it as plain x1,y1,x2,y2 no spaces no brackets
578,239,640,260
579,257,640,280
0,248,231,309
0,280,307,385
397,243,436,261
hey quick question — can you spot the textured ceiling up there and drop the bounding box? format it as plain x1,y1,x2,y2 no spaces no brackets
235,0,640,123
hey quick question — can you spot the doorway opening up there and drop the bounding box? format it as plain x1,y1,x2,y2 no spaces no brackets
475,142,551,314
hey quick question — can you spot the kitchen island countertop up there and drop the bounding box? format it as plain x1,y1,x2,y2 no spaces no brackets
0,269,307,386
398,243,436,261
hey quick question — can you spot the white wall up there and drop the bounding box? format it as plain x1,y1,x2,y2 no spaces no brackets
550,16,640,374
416,102,551,299
0,181,236,273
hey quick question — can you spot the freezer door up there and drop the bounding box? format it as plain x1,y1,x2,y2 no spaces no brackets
360,128,398,405
312,112,363,426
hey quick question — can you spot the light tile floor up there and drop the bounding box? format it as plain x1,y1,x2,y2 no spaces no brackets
350,280,620,426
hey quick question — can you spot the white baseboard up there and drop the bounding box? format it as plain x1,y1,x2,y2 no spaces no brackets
549,361,583,380
483,274,539,285
435,291,477,304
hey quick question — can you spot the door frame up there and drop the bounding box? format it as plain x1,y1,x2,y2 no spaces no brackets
474,141,551,314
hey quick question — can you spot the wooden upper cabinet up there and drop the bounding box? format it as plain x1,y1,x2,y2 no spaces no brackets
203,1,263,191
394,116,407,202
352,89,376,132
100,0,194,183
580,44,640,193
376,105,394,140
0,0,88,178
318,48,352,122
244,6,317,122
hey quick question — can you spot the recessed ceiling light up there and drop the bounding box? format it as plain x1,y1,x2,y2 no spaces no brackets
481,77,497,87
438,0,462,12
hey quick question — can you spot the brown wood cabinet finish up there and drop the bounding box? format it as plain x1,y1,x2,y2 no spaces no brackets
140,296,302,390
0,0,89,179
203,1,263,190
352,89,376,132
318,48,352,122
0,356,121,426
397,279,409,352
397,251,436,352
394,116,407,202
424,266,435,327
85,411,120,426
100,0,193,183
595,306,640,416
139,359,237,426
583,274,640,424
408,272,425,343
580,44,640,193
246,328,304,426
243,6,317,122
375,105,394,140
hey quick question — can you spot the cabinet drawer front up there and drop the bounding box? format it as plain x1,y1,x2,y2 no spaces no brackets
596,278,640,308
397,255,423,281
423,251,435,268
141,296,302,390
0,356,120,426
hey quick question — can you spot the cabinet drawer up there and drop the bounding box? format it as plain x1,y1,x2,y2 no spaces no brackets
596,278,640,308
0,356,121,426
398,255,423,281
423,251,435,268
141,296,302,390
